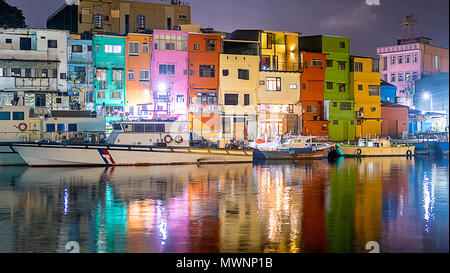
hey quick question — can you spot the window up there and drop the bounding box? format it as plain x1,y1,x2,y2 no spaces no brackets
338,61,346,70
197,93,217,105
46,124,55,132
142,43,149,53
289,84,297,89
333,120,338,125
303,61,308,68
398,55,403,64
224,94,239,105
372,59,379,72
306,105,318,113
338,83,346,92
358,84,363,90
94,14,103,29
0,68,3,77
266,77,281,91
435,56,439,70
237,69,249,80
72,45,83,53
262,32,273,49
371,107,376,112
350,120,355,125
11,68,21,77
68,124,78,132
137,15,146,29
199,65,215,78
20,37,31,50
139,70,150,81
333,102,337,107
165,42,175,50
6,38,12,43
261,56,271,70
48,40,58,48
159,64,175,75
301,83,306,90
111,9,120,19
35,94,46,107
57,124,67,132
405,72,410,81
340,102,351,111
189,69,194,76
383,57,387,70
96,69,107,81
206,39,216,52
406,54,410,63
391,73,396,82
0,112,10,120
340,41,345,48
326,60,333,67
97,90,105,99
127,70,135,81
391,55,395,65
56,97,62,104
194,44,199,50
105,45,122,53
369,85,380,96
383,74,387,81
354,62,363,72
412,71,418,80
112,70,123,82
129,42,139,55
111,91,122,99
222,69,229,76
60,73,66,79
311,58,323,67
398,72,403,82
326,82,333,89
13,112,25,120
413,53,417,63
244,94,250,106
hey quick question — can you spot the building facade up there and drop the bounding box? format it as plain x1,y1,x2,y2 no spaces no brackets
350,56,382,139
125,33,152,119
0,28,69,113
187,32,222,141
151,29,188,121
380,80,397,103
381,101,409,138
377,37,449,107
300,52,328,136
47,0,191,35
93,34,126,119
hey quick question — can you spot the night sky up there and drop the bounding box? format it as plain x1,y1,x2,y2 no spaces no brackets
5,0,449,57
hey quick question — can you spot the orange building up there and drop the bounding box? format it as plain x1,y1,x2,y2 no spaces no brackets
125,33,152,119
300,52,328,136
187,32,221,141
381,101,409,138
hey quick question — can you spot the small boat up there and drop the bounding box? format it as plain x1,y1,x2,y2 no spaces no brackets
12,120,253,166
251,135,339,160
338,138,415,157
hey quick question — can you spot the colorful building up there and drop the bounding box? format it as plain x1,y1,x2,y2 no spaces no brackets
300,35,355,141
300,52,328,136
187,32,222,140
219,32,260,142
93,34,126,119
377,37,449,107
381,101,409,138
380,80,397,103
67,35,94,110
350,56,382,139
151,29,188,121
125,33,152,119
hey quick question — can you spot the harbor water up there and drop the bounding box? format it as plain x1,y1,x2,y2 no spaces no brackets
0,156,448,253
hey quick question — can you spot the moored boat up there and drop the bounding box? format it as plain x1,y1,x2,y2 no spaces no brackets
338,138,415,157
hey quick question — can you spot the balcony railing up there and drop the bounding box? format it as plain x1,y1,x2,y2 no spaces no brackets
260,62,300,72
189,104,221,113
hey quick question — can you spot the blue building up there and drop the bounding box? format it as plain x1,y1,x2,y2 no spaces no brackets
380,80,397,103
68,38,94,110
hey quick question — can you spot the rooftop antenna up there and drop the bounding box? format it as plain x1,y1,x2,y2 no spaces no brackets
398,12,418,44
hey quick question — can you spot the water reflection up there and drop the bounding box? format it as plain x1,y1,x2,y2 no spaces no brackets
0,156,448,253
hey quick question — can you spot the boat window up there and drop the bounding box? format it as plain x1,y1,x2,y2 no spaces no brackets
133,124,145,132
68,124,77,132
46,124,55,132
12,112,25,120
145,124,155,132
0,112,10,120
112,124,122,130
57,124,67,132
155,124,165,132
123,124,133,132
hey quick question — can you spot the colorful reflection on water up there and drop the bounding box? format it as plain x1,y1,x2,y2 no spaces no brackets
0,156,448,253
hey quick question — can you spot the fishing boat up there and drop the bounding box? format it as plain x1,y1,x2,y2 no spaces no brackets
12,120,253,166
338,138,415,157
250,135,339,160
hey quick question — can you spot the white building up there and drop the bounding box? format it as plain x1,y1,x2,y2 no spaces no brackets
0,28,70,113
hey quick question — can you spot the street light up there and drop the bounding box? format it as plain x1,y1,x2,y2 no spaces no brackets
422,92,433,112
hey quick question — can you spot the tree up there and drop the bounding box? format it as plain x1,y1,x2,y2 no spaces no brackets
0,0,27,28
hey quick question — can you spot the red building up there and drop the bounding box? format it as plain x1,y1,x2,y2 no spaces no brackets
381,101,409,138
300,52,328,136
187,32,222,140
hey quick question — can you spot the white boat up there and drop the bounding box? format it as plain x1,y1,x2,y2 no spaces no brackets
13,120,253,166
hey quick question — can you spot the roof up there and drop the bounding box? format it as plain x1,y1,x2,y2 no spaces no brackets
381,101,409,108
380,80,396,87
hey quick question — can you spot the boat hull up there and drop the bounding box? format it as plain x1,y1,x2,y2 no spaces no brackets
338,145,415,157
0,145,27,166
13,144,253,166
253,144,337,160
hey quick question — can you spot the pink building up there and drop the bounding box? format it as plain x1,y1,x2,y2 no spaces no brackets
151,29,189,120
377,37,449,108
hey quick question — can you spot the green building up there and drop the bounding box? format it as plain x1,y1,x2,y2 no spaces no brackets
299,35,355,141
93,34,126,121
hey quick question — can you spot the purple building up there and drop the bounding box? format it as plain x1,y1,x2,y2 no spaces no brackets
377,37,449,108
151,29,189,121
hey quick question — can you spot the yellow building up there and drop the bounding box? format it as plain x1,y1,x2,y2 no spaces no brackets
350,56,382,139
47,0,191,34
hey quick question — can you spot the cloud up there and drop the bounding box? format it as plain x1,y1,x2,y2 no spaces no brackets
320,2,379,29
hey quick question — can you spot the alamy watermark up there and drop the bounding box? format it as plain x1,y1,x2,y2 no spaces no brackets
65,0,80,5
365,0,380,5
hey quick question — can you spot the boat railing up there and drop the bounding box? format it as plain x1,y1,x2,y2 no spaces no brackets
0,130,107,144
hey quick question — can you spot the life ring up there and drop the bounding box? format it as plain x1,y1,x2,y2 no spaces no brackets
18,123,27,131
406,150,412,156
164,135,173,144
99,132,106,141
62,135,67,140
356,148,362,155
174,135,183,144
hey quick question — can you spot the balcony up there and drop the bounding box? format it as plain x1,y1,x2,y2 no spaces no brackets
189,104,221,113
260,62,299,72
15,77,57,89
